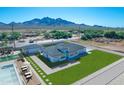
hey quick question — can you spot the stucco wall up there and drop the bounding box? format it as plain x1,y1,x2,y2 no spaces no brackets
48,55,66,62
42,47,87,62
23,48,42,55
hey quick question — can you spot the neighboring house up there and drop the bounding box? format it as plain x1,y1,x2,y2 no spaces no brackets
22,32,38,37
42,42,86,62
21,44,43,55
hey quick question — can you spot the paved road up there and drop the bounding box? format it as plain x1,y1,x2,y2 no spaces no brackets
108,71,124,85
10,37,80,48
71,41,124,56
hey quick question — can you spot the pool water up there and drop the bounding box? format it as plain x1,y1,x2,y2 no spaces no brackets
0,64,21,85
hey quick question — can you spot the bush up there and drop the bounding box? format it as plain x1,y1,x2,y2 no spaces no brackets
51,30,72,39
116,32,124,39
104,31,118,39
81,35,88,40
82,30,104,40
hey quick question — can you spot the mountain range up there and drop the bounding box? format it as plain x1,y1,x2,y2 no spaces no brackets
0,17,123,30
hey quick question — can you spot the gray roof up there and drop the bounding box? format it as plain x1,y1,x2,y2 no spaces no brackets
43,45,64,57
22,44,42,50
57,42,85,53
43,42,86,57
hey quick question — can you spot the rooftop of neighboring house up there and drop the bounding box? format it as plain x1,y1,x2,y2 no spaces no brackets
22,44,42,50
22,32,38,36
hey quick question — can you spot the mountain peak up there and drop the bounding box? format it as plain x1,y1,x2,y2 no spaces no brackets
22,17,76,26
42,17,54,20
0,17,112,30
56,18,63,20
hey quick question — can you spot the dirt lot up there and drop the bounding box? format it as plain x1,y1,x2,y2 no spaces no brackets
0,29,47,33
71,39,124,53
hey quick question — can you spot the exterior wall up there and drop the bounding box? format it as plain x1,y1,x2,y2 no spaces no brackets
77,48,86,55
68,52,79,60
47,55,66,62
67,48,86,60
42,47,87,62
47,55,59,62
58,56,66,62
43,52,48,58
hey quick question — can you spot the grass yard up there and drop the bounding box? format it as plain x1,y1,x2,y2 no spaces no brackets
26,50,122,85
36,53,73,68
47,50,122,84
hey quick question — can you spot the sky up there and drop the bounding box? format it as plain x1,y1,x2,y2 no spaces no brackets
0,7,124,27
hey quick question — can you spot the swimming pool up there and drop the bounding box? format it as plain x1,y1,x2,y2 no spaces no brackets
0,64,22,85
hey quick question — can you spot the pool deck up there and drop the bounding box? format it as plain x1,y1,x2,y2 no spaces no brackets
15,59,41,85
0,60,23,85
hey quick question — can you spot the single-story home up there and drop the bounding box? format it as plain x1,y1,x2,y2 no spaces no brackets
21,42,87,62
42,42,86,62
21,44,43,55
22,32,38,37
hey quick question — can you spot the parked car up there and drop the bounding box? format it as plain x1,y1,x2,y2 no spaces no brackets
29,40,34,43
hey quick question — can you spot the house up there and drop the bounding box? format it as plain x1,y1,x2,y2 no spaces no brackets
22,32,38,37
42,42,86,62
21,44,43,55
42,45,66,62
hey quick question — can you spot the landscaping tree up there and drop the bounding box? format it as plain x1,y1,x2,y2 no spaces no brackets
2,32,7,40
51,30,72,39
104,31,118,39
8,32,21,40
44,32,52,39
116,31,124,39
0,33,3,41
82,30,104,40
81,35,88,40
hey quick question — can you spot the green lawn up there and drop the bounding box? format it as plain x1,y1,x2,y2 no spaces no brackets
47,50,122,84
36,53,74,68
26,50,123,85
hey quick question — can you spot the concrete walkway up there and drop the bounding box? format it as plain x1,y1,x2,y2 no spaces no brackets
31,55,80,75
73,58,124,85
